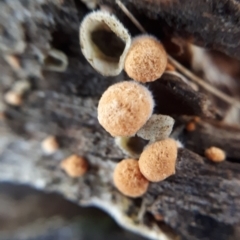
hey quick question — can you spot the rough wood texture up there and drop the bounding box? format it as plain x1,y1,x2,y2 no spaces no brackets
0,1,240,240
101,0,240,60
147,72,218,118
182,119,240,160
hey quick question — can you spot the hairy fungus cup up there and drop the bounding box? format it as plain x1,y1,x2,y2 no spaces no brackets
98,81,154,136
205,146,226,162
80,11,131,76
113,159,149,197
124,35,167,82
139,138,178,182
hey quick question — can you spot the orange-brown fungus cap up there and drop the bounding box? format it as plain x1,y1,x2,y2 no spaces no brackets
186,121,196,132
98,81,154,136
139,138,178,182
61,154,88,177
124,35,167,82
205,147,226,162
113,159,149,198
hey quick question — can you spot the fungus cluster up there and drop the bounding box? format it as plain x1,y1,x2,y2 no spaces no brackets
79,10,178,198
113,138,178,197
79,11,167,79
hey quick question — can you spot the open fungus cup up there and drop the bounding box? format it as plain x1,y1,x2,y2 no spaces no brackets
80,11,131,76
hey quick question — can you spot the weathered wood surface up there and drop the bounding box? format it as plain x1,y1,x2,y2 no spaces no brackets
0,1,240,240
101,0,240,60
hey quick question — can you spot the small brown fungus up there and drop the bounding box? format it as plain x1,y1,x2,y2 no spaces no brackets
61,154,88,177
98,81,154,136
4,91,23,106
205,146,226,162
186,121,196,132
139,138,178,182
113,159,149,198
124,35,167,82
41,136,59,154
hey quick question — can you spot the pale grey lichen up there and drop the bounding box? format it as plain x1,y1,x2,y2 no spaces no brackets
137,114,175,143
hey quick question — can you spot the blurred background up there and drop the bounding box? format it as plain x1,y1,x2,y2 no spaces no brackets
0,183,147,240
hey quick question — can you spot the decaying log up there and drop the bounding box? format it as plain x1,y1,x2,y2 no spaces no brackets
101,0,240,60
0,1,240,240
181,118,240,161
147,72,218,119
